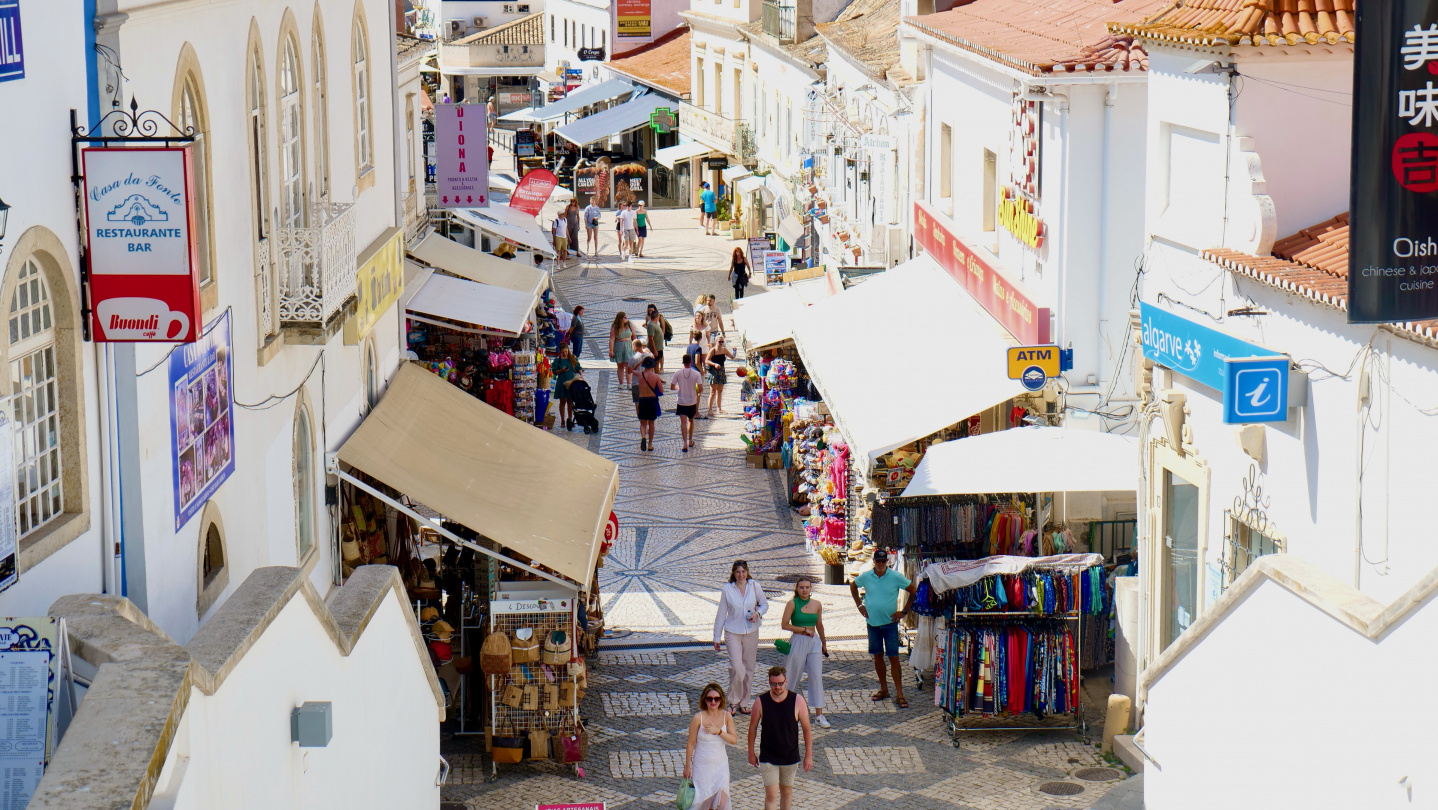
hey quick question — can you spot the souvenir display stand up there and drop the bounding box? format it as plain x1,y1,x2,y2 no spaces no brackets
407,319,546,426
740,346,810,466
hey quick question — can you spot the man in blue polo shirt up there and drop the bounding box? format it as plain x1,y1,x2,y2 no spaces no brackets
850,548,917,708
700,182,717,236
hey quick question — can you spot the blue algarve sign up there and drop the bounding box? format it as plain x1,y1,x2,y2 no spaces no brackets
1139,302,1291,424
0,0,22,84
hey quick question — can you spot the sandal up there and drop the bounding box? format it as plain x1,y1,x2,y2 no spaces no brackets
895,696,909,708
870,691,890,702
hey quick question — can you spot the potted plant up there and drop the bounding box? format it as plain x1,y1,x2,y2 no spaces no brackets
731,195,746,239
716,197,733,232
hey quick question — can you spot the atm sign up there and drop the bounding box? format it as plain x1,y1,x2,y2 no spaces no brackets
1007,346,1060,379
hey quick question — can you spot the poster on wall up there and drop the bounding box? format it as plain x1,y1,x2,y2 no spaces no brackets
170,312,236,530
762,250,788,286
0,617,60,809
616,0,651,38
0,0,24,84
611,161,648,207
574,157,611,209
1350,1,1438,322
434,103,489,208
81,147,201,342
0,416,15,595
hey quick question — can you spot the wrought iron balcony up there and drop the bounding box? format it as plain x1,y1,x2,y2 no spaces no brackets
761,0,795,42
678,103,756,162
275,198,358,327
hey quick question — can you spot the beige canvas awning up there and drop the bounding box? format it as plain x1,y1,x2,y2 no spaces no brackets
410,233,549,297
338,364,619,586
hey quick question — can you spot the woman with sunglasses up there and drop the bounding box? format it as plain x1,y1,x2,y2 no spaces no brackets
712,560,768,714
684,682,737,809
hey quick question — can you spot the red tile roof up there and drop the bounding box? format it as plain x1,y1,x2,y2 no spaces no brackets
903,0,1169,75
1110,0,1356,47
1203,213,1438,343
455,12,545,46
608,28,691,98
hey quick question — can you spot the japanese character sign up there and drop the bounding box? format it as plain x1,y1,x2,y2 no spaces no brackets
1351,4,1438,323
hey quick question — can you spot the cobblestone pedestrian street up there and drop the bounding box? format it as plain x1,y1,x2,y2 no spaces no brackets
443,207,1127,809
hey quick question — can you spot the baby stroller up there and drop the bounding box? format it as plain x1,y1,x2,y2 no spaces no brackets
568,378,601,434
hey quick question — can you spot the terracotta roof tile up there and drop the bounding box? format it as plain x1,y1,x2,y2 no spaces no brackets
903,0,1169,75
816,0,902,79
455,12,544,46
1110,0,1356,47
608,28,691,97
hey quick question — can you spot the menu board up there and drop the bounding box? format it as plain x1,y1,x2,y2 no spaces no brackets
0,618,59,809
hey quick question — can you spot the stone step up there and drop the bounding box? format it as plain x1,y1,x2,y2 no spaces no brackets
1113,733,1145,773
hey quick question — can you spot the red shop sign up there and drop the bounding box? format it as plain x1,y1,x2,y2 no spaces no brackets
510,168,559,216
82,146,201,342
913,200,1050,345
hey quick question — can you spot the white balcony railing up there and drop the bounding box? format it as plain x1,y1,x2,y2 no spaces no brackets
679,103,755,161
275,198,358,326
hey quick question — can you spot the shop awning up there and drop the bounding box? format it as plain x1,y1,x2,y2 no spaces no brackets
451,206,556,257
733,286,806,350
553,94,668,146
406,271,537,335
410,233,549,297
901,427,1138,497
655,141,715,169
500,78,634,122
777,215,805,245
735,175,773,201
338,364,619,586
791,255,1025,471
722,165,753,184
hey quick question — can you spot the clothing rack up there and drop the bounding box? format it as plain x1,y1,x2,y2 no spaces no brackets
939,610,1086,739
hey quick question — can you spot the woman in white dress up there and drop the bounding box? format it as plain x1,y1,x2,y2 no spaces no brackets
684,683,737,810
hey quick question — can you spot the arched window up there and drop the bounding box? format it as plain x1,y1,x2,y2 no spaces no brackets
364,340,379,410
196,503,230,618
249,46,270,242
280,36,305,228
313,33,330,199
353,21,372,171
8,260,61,538
294,406,315,560
178,75,213,286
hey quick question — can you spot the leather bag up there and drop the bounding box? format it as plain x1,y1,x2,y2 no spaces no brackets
552,717,586,764
501,684,523,708
528,728,551,760
492,726,525,764
542,630,572,665
480,631,513,676
511,628,541,663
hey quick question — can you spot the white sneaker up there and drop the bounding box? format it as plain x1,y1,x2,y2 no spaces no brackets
815,715,830,729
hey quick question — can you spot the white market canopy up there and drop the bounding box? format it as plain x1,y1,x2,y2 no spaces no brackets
792,255,1024,471
733,286,807,350
553,94,668,146
655,140,715,169
735,175,773,201
451,206,555,257
499,78,634,122
339,364,618,586
901,427,1139,497
410,232,549,297
405,271,537,335
722,165,753,184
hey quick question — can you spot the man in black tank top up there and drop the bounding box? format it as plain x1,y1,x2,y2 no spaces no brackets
746,665,813,810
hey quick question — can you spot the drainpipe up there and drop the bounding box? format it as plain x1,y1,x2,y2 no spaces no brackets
1096,83,1116,395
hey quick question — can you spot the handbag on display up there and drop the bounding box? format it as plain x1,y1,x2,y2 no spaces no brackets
569,660,587,690
522,684,539,711
528,727,551,760
544,683,560,711
553,717,587,764
560,682,578,707
511,628,541,663
492,726,525,765
542,630,572,664
501,684,523,708
480,631,513,676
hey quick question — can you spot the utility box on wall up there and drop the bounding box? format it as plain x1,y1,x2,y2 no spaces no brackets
291,702,333,747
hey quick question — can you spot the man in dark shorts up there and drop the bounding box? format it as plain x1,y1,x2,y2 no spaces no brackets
670,354,703,452
850,548,917,708
746,666,813,810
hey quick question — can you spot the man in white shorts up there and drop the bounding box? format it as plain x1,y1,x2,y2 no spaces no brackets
620,203,639,259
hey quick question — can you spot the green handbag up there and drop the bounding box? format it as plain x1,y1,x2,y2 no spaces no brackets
675,777,695,810
774,638,791,655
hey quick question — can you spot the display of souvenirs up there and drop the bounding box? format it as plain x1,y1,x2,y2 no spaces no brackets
536,290,563,354
408,320,544,425
802,427,850,548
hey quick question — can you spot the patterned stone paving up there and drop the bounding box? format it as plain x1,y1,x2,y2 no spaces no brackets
441,183,1134,808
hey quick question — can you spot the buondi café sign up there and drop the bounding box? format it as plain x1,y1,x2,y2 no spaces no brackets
82,147,202,342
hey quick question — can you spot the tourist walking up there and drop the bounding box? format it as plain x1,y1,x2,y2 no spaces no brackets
567,305,586,357
620,202,639,259
713,560,768,714
609,312,635,386
730,248,752,300
583,198,601,255
553,344,582,432
700,182,718,236
850,549,917,708
553,212,570,261
627,338,652,414
635,202,649,257
634,357,663,451
704,337,735,418
645,305,668,373
565,201,582,258
690,301,711,353
779,576,829,728
671,354,703,452
746,666,814,810
615,202,630,258
702,294,727,343
684,683,737,810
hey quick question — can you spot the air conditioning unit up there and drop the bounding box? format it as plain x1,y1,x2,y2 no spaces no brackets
449,20,461,33
473,16,486,27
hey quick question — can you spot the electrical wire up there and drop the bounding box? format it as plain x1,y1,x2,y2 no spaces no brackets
234,350,324,411
136,306,232,377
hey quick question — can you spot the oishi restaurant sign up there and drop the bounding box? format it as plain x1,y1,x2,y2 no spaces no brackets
1350,2,1438,322
82,147,200,342
914,200,1050,344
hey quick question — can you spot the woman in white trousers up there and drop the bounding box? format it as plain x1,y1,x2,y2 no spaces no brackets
713,560,768,714
780,575,829,727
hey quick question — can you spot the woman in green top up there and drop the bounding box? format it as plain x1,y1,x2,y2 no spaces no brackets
780,576,829,727
553,343,582,431
635,201,649,258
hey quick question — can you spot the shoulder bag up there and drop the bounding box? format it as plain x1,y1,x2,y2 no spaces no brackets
491,725,525,764
480,631,513,676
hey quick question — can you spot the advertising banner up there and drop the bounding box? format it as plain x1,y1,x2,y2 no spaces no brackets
611,161,648,207
0,0,23,84
762,251,788,285
435,103,489,208
347,228,404,342
748,235,772,274
515,129,538,157
82,147,201,342
1350,2,1438,322
913,200,1050,344
0,617,60,809
170,312,235,530
616,0,650,38
510,169,559,216
575,158,611,208
0,416,15,595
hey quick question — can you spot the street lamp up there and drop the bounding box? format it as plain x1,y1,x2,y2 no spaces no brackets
0,197,10,250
